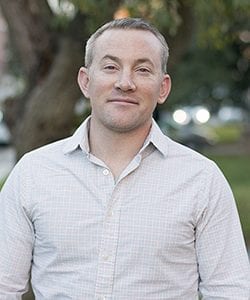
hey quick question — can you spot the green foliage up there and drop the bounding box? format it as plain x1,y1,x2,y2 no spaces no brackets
167,33,250,111
70,0,119,28
194,0,250,49
124,0,181,36
67,0,183,35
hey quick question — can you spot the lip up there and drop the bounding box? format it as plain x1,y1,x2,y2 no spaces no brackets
107,98,138,105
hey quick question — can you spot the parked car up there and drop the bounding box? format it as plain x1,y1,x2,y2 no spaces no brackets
173,125,214,150
159,117,215,151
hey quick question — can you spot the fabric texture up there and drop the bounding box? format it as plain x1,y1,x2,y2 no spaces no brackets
0,117,250,300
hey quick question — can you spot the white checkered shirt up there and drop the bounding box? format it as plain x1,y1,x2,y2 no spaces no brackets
0,117,250,299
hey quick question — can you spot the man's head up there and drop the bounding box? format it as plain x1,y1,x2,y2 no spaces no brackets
78,18,171,134
85,18,169,74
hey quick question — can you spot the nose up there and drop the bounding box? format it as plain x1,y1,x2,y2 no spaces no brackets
114,71,136,92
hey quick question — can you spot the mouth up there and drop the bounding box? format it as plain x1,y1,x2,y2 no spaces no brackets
107,98,138,105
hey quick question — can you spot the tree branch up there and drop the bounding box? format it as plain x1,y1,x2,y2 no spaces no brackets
167,0,194,73
0,0,55,80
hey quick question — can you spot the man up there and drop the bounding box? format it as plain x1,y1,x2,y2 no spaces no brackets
0,18,249,299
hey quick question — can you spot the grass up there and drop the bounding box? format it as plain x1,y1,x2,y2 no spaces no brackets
205,154,250,248
212,123,243,143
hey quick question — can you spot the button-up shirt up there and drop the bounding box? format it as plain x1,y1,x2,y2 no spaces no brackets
0,117,250,299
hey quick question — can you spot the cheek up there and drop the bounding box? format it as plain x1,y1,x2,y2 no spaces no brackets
88,76,114,97
88,82,104,98
140,83,162,101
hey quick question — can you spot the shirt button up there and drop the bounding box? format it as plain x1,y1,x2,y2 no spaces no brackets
102,254,109,261
103,169,109,176
107,210,113,218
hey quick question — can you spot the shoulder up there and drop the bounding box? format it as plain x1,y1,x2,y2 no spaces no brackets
164,136,218,173
20,137,71,164
6,137,71,185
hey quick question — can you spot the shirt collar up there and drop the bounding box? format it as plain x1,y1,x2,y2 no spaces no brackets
62,116,91,155
144,119,168,157
62,117,168,158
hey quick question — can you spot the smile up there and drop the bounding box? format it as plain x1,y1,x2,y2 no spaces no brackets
107,98,138,105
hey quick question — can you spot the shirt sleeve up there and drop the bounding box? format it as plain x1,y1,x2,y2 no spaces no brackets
0,157,34,298
196,162,250,299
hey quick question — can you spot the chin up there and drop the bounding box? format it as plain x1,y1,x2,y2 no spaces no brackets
104,118,150,134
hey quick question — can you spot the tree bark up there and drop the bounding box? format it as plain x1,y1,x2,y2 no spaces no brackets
0,0,54,80
15,36,83,158
0,0,56,139
167,0,194,74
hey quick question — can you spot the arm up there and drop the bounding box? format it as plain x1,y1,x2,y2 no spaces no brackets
196,162,250,299
0,158,34,299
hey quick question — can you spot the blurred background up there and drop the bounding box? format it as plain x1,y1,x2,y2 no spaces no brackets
0,1,249,298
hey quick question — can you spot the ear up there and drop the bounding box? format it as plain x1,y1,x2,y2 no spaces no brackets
77,67,90,99
157,74,171,104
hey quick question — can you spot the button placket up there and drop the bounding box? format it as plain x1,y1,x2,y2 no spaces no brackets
102,254,110,261
96,296,106,300
107,210,114,218
94,194,121,298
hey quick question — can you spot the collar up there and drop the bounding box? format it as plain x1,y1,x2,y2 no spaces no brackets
62,116,91,155
143,119,168,157
62,117,168,158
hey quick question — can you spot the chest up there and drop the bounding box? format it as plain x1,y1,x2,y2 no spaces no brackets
29,166,200,260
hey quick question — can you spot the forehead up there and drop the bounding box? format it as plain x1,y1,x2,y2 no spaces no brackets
93,29,162,62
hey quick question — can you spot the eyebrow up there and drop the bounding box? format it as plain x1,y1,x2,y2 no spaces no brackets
101,55,120,63
100,55,155,68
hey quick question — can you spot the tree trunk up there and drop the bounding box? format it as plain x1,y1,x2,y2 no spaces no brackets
0,0,54,80
15,36,83,158
166,1,194,74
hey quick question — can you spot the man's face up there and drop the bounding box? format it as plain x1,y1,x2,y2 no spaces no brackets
78,29,171,134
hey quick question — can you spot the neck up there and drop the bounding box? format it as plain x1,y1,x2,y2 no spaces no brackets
89,119,152,179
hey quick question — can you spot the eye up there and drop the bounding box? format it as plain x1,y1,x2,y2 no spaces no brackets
136,67,151,74
103,64,118,71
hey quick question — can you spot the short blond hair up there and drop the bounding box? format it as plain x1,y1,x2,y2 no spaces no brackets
85,18,169,73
